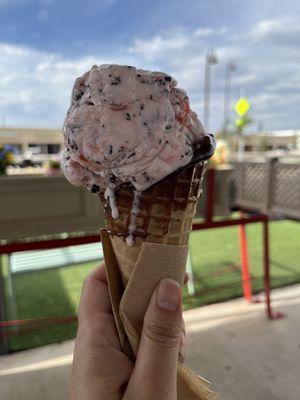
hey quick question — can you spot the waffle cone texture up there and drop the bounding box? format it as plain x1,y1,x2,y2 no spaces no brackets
100,160,205,283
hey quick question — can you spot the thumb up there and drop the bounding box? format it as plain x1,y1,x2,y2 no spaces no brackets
125,278,184,400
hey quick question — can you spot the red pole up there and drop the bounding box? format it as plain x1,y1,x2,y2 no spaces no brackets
0,235,100,255
239,217,252,301
205,168,215,222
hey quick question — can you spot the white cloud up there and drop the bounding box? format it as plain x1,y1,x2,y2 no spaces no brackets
0,42,136,127
251,17,300,46
1,16,300,132
194,27,227,37
129,33,190,62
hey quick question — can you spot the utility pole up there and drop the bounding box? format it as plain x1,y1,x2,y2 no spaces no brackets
204,50,218,131
223,60,236,133
1,115,6,127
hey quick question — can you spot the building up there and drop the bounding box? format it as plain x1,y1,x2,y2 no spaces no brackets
0,127,63,156
242,130,300,152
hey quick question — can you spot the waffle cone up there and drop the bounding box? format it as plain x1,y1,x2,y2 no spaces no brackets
99,161,205,284
99,135,218,399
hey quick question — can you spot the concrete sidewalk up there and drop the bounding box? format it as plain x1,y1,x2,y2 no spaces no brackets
1,284,300,400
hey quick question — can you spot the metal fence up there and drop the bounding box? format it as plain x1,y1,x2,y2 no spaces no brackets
232,159,300,219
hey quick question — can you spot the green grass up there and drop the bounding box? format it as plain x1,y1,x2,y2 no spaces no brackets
5,261,97,351
3,220,300,351
184,220,300,309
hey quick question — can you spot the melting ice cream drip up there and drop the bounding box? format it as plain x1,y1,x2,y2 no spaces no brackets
104,187,119,219
125,190,141,246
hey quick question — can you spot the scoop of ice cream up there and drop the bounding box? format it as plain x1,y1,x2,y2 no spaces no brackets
62,64,206,193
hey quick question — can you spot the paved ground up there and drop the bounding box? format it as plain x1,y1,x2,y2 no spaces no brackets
1,284,300,400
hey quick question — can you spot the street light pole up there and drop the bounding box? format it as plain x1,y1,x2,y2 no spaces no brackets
223,60,236,133
204,50,218,131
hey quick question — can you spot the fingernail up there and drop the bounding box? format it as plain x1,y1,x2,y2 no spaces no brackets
157,278,181,311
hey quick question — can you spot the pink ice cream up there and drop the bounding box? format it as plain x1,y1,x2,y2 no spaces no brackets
62,64,206,193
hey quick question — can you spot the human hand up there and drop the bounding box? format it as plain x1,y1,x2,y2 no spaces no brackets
69,263,186,400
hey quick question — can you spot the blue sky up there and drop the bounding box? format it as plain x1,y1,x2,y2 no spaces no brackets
0,0,300,132
0,0,272,55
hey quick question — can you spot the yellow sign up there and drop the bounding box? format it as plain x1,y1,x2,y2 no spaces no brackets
235,97,250,116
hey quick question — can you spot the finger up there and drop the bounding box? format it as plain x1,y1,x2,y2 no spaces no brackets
87,262,108,283
76,263,121,350
71,263,132,400
125,278,183,400
78,263,111,323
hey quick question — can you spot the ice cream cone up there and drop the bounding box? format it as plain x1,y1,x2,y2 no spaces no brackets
99,134,218,399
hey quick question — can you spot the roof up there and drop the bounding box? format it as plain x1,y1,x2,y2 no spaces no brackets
256,130,300,137
0,127,63,144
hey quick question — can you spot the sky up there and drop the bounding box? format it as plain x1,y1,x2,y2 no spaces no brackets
0,0,300,133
